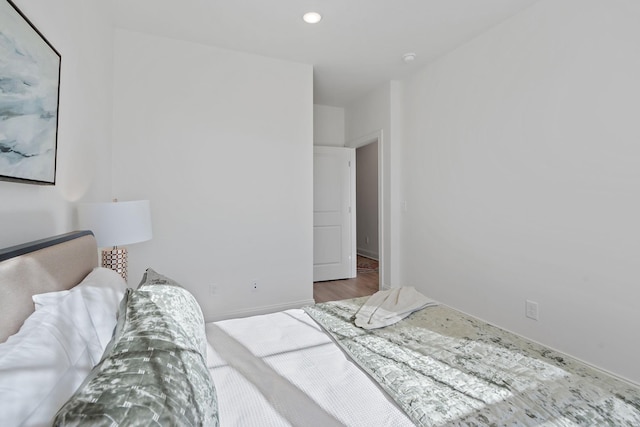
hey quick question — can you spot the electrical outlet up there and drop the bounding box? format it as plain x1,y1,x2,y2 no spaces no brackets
525,300,539,321
209,284,217,295
251,280,258,292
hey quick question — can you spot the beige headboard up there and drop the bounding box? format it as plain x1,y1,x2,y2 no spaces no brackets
0,231,98,343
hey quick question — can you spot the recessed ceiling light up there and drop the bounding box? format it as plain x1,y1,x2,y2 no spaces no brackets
303,12,322,24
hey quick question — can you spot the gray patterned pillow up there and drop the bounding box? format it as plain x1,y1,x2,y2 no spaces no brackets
137,267,182,289
138,268,208,357
53,284,218,426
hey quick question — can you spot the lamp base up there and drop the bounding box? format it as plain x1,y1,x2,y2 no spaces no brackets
102,247,127,281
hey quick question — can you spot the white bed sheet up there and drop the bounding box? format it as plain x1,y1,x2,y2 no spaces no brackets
206,309,414,427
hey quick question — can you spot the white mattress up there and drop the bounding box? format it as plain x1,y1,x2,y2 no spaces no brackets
206,309,414,427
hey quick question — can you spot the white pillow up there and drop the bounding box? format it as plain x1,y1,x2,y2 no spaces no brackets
0,291,101,427
73,268,128,349
32,290,70,310
32,267,128,350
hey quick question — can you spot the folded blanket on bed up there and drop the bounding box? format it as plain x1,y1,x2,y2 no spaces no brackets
354,286,436,329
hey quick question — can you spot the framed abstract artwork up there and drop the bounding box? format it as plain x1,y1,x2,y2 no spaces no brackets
0,0,61,185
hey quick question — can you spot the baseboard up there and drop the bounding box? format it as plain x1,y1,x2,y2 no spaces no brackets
356,249,379,260
205,298,316,323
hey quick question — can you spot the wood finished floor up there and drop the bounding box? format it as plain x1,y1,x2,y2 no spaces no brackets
313,270,379,303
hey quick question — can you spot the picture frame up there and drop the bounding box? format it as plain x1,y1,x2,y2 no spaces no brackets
0,0,61,185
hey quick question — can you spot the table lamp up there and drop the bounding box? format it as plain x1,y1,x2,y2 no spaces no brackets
78,199,152,281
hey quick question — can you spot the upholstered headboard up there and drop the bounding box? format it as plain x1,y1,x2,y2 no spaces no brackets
0,231,98,343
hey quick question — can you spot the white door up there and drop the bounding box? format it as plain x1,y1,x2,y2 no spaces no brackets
313,146,356,282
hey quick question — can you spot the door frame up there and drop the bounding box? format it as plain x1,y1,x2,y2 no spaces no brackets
346,130,383,291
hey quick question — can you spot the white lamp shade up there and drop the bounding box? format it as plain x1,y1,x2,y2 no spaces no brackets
78,200,153,248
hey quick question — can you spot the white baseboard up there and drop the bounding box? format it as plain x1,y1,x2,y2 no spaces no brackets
356,249,379,260
205,298,316,323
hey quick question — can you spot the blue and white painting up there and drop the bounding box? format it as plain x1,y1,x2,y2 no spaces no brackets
0,0,60,184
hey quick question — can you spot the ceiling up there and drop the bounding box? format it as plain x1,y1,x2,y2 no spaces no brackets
112,0,539,107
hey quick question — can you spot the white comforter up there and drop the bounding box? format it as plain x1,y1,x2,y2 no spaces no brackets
206,309,414,427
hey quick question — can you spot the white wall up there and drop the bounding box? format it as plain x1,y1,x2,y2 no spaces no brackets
112,29,314,321
356,142,378,259
345,82,403,288
313,105,345,146
0,0,113,246
401,0,640,384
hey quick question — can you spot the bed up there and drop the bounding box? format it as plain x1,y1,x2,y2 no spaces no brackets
1,231,639,426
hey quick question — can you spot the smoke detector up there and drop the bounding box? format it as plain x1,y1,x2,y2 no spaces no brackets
402,52,417,63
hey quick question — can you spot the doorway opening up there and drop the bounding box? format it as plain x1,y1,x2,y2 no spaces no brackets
355,140,379,259
313,137,381,303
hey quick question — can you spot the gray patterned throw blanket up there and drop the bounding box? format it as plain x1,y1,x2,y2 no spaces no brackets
304,299,640,426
